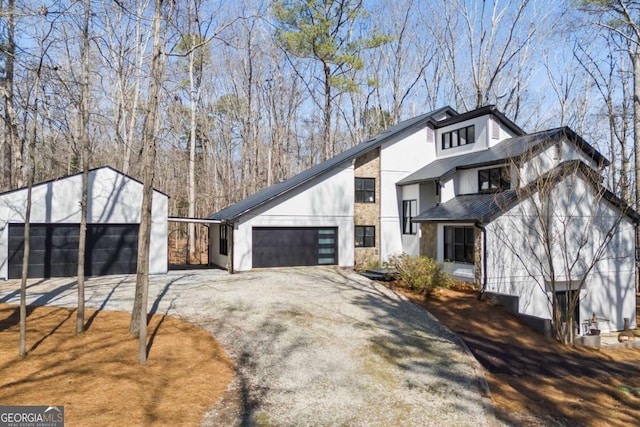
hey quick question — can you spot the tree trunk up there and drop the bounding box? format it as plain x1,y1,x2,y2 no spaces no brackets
76,0,91,335
323,61,332,161
19,171,33,357
129,0,164,366
2,0,21,189
187,37,197,264
634,49,640,292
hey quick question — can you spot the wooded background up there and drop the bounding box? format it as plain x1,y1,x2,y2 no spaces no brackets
0,0,636,219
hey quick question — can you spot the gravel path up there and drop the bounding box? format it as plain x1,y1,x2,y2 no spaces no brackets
0,267,492,426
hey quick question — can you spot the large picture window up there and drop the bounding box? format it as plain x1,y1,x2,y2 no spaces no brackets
442,125,474,150
402,200,417,235
478,167,510,192
443,226,475,264
219,224,229,255
355,178,375,203
355,226,375,247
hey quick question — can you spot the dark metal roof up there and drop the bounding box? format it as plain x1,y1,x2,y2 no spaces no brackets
398,127,609,185
414,160,640,224
413,191,518,222
432,105,525,136
208,106,458,221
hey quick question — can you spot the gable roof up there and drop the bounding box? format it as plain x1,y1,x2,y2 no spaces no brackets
414,160,640,224
0,165,169,199
208,106,458,221
398,127,609,185
430,105,525,136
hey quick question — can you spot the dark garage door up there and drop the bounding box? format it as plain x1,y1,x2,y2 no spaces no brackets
252,227,338,268
8,223,139,279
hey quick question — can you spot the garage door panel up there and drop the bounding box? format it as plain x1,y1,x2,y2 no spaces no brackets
252,227,338,268
7,223,139,279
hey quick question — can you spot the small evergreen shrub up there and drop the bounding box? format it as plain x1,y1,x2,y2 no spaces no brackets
388,253,450,296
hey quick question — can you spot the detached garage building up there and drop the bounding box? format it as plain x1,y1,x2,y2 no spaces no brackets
0,166,168,280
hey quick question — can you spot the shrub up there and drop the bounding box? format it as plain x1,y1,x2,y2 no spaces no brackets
388,253,450,296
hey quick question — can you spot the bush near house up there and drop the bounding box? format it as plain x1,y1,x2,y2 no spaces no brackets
388,254,451,296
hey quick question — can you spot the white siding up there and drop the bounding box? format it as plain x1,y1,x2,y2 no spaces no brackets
419,182,439,212
0,167,168,279
440,177,456,203
209,224,227,269
484,175,636,333
457,169,477,195
400,184,420,256
379,127,436,262
519,139,599,187
435,116,489,158
232,164,355,272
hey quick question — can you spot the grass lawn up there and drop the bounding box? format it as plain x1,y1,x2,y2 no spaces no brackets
0,303,233,426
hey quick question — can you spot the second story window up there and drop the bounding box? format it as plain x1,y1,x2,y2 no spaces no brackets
402,200,417,235
442,125,475,150
478,167,510,192
355,178,375,203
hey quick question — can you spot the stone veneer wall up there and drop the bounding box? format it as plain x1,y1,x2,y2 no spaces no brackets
354,147,381,269
419,223,437,259
474,227,482,288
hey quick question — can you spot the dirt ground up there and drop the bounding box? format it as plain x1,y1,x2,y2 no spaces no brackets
398,286,640,427
0,303,233,427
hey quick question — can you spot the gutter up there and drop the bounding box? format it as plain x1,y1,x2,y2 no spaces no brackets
475,221,488,300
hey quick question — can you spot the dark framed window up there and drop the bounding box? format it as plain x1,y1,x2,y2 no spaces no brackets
355,178,375,203
402,200,417,235
355,226,375,247
478,167,510,192
444,226,475,264
442,125,475,150
219,224,229,255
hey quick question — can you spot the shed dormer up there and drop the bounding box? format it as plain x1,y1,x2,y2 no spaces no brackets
433,105,524,158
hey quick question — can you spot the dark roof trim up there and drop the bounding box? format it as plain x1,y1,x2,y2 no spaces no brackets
399,126,610,186
481,160,637,224
432,105,525,136
0,165,169,198
480,160,640,224
414,160,639,225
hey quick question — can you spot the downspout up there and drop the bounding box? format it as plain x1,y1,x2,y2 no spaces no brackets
475,222,487,300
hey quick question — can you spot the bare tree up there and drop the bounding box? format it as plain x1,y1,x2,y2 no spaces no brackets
76,0,91,335
440,0,549,120
577,1,640,292
272,0,390,161
0,0,22,190
129,0,166,365
489,156,632,344
19,6,53,356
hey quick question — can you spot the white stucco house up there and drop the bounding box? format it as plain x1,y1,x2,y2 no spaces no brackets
208,105,637,335
0,166,168,279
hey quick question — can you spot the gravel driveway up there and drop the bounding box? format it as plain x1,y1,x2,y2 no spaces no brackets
0,267,492,426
